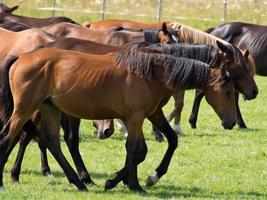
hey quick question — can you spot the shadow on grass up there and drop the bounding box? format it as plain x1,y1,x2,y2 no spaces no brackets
145,184,267,199
12,169,267,199
19,169,112,180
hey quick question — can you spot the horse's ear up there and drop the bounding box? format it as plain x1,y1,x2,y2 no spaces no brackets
216,40,233,57
242,48,249,58
161,22,168,35
10,4,20,12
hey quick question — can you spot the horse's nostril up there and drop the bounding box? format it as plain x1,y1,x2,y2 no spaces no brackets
104,128,111,136
253,89,258,96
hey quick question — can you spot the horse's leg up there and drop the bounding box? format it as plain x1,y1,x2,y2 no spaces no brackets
116,119,128,137
38,141,51,176
171,91,184,135
146,108,178,187
61,113,94,185
0,111,32,190
189,89,204,129
36,107,87,190
105,114,147,192
235,91,247,128
10,132,34,182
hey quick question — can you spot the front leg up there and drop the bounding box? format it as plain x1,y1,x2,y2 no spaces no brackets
189,89,204,129
146,109,178,187
235,91,247,128
105,114,147,193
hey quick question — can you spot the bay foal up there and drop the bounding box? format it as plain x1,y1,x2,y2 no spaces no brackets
0,47,236,191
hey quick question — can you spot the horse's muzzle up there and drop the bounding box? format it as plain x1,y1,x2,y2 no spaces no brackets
221,120,236,130
244,88,258,100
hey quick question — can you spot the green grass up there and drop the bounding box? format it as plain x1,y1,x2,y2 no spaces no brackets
0,76,266,200
0,1,266,199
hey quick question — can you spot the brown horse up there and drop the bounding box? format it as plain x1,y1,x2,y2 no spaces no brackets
0,13,77,27
160,23,258,136
83,19,168,30
0,21,31,31
82,20,257,135
0,46,236,191
189,22,267,129
41,22,178,46
0,3,20,14
9,25,180,183
0,27,55,83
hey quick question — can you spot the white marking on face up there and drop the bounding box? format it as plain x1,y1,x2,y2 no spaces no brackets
173,122,183,135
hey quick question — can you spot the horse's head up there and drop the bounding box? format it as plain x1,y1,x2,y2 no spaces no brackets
93,119,114,139
203,68,236,130
159,22,180,44
216,41,258,100
0,3,20,14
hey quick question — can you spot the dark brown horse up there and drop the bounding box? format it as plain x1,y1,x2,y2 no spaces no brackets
0,13,77,27
0,3,20,14
0,46,236,191
189,22,265,129
0,21,31,31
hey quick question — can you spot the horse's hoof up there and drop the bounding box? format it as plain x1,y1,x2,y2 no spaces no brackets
77,183,87,191
146,172,159,187
11,176,19,183
189,118,197,129
155,134,164,142
104,179,115,190
238,122,247,129
42,168,52,177
129,185,147,194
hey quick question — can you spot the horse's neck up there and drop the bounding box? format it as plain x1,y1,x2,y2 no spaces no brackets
0,27,14,36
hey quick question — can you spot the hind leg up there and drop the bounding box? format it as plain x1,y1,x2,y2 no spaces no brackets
36,105,86,190
61,113,94,185
10,132,35,182
38,141,52,176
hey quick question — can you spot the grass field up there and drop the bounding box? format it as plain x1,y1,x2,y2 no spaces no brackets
0,75,266,200
0,1,266,199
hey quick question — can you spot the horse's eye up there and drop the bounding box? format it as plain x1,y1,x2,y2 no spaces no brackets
225,91,232,98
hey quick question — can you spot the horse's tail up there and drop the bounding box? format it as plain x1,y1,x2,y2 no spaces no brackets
0,56,19,125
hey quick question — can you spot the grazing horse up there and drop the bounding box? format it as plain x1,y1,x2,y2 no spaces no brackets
0,13,77,27
188,22,266,129
0,3,20,14
0,46,236,191
9,24,180,183
159,23,258,136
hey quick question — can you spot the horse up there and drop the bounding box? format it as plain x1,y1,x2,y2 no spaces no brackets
157,23,258,137
188,22,267,129
9,24,180,183
82,20,258,136
0,21,31,32
41,22,178,46
82,19,168,30
0,3,20,14
0,46,236,191
0,13,78,27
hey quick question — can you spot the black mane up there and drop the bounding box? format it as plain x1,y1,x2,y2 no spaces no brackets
116,49,210,89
